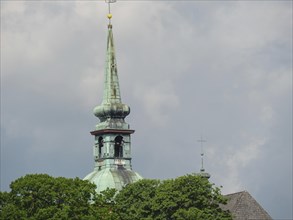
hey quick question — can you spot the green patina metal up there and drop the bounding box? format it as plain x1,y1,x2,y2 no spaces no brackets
93,25,130,131
84,24,142,193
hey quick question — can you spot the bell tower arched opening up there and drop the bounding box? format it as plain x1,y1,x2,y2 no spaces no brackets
114,135,123,158
98,136,104,158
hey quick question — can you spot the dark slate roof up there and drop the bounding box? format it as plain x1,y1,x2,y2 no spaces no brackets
221,191,273,220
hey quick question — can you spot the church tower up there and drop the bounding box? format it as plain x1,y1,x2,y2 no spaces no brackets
84,3,142,193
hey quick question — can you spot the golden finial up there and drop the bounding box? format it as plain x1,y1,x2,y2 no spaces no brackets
105,0,116,24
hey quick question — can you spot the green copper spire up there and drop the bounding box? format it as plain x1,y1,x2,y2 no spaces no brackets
102,24,121,104
93,24,130,128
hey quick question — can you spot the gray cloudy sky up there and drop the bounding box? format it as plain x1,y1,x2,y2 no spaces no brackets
1,1,292,219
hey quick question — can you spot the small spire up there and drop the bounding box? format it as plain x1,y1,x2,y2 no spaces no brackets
197,135,206,172
197,135,210,179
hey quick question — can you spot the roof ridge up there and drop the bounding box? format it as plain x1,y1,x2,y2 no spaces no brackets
224,190,247,196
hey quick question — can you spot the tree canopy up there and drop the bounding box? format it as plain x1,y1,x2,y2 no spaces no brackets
115,174,232,220
0,174,231,220
0,174,117,220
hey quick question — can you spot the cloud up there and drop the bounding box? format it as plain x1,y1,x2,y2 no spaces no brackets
220,137,266,194
133,81,179,127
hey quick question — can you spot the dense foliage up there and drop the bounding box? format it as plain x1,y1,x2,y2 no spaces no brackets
0,174,117,220
115,174,232,220
0,174,232,220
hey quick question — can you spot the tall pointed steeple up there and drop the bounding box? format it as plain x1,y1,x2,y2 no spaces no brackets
93,23,130,130
84,4,142,193
101,24,122,104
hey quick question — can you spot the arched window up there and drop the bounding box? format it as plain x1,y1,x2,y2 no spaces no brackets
98,137,104,158
114,136,123,158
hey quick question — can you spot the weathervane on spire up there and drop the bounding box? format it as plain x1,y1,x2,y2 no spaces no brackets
105,0,116,24
197,135,207,173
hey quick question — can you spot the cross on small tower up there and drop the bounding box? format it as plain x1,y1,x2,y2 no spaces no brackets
197,136,207,173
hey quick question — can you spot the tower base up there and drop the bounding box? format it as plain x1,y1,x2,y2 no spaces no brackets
84,167,142,193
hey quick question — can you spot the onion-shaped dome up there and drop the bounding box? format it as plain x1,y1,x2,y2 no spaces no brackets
93,103,130,121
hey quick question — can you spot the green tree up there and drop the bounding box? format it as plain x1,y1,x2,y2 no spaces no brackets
92,188,118,220
114,179,160,219
115,174,232,220
0,174,117,220
1,173,232,220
